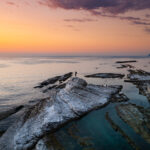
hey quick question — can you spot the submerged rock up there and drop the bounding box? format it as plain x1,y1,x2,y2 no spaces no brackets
116,104,150,144
116,60,137,64
0,77,122,150
85,73,125,79
105,112,140,150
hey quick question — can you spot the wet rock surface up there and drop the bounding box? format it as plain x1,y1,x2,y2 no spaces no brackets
85,73,125,79
116,104,150,144
0,77,122,150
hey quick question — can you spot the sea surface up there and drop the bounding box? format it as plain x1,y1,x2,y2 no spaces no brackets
0,56,150,150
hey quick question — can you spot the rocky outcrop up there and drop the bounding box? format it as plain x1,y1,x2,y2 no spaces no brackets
85,73,125,79
0,77,122,150
116,104,150,144
0,78,121,150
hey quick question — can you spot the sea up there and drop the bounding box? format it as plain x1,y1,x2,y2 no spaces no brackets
0,55,150,150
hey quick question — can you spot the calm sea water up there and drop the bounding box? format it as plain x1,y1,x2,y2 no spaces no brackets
0,56,150,149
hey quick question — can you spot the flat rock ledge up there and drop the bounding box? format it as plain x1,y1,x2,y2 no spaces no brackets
116,60,137,64
0,77,122,150
85,73,125,79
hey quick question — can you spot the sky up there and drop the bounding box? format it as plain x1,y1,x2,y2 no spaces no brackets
0,0,150,56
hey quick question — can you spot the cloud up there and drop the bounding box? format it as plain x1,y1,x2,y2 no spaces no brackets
41,0,150,14
145,14,150,18
64,18,97,23
133,21,150,25
6,1,16,6
145,28,150,33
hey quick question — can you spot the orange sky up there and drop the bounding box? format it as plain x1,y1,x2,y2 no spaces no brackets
0,0,150,55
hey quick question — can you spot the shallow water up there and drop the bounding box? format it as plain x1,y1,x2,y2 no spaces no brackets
0,56,150,149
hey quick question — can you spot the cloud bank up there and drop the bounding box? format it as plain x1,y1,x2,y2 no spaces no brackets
40,0,150,32
42,0,150,14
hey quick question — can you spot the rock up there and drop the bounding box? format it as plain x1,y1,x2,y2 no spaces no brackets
0,77,122,150
125,69,150,101
34,76,60,88
35,134,65,150
0,105,24,121
117,64,135,69
110,93,129,103
116,60,137,64
0,108,25,136
116,104,150,144
127,69,150,81
85,73,125,79
34,72,73,89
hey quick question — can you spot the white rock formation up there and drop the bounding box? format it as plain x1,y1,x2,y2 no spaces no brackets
0,77,121,150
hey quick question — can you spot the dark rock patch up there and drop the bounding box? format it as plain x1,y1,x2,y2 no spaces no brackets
0,105,24,121
117,64,135,69
85,73,125,79
34,72,73,89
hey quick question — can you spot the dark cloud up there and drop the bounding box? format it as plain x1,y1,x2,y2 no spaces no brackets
42,0,150,14
133,21,150,25
64,18,97,23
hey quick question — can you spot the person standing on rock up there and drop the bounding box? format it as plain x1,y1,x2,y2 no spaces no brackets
75,71,77,77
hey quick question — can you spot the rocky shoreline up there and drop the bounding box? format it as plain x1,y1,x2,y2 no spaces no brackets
0,62,150,150
0,76,124,150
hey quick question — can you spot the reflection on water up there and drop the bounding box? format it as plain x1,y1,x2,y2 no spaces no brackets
0,56,150,149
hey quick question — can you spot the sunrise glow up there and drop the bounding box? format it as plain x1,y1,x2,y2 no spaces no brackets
0,0,150,55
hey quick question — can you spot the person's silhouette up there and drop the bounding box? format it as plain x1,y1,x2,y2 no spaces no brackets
75,71,77,77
